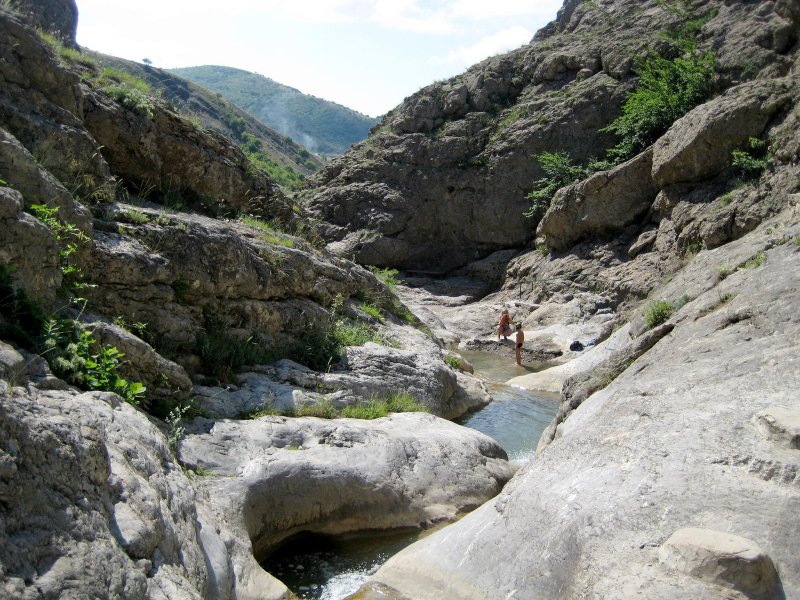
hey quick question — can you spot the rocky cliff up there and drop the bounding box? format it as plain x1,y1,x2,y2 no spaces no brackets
302,0,797,274
293,0,799,598
2,0,800,599
0,3,500,599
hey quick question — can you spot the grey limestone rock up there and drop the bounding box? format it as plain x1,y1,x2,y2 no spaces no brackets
178,413,515,564
658,527,780,599
0,384,214,599
0,341,24,383
538,148,660,251
9,0,78,45
652,80,792,187
0,186,62,304
0,127,93,235
753,405,800,449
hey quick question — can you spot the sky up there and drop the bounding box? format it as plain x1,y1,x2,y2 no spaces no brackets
75,0,564,118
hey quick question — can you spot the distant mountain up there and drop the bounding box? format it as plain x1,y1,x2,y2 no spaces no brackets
88,54,322,190
170,65,380,156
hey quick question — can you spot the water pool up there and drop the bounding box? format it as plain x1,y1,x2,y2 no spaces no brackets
261,350,559,599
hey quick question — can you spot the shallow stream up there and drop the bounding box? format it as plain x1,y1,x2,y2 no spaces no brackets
261,351,559,599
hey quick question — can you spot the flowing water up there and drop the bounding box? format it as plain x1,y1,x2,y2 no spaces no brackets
262,350,559,599
454,350,559,464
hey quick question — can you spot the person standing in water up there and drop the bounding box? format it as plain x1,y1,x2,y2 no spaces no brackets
515,323,525,366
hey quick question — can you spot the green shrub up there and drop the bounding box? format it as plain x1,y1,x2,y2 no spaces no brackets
291,295,392,372
100,67,152,93
239,215,295,247
360,302,383,321
332,392,429,419
293,399,338,419
122,209,151,224
245,405,282,419
718,191,735,206
714,265,732,280
28,204,90,292
444,354,461,370
368,266,400,288
644,299,674,328
333,320,385,347
104,85,154,118
171,280,191,302
196,328,276,382
359,268,415,324
241,141,306,191
339,400,389,419
602,45,715,162
112,315,148,338
293,320,341,372
166,400,194,453
37,30,97,68
731,137,770,180
683,240,703,257
40,318,146,405
384,391,429,413
525,151,589,217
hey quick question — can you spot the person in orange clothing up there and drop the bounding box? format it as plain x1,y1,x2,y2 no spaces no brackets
497,308,513,340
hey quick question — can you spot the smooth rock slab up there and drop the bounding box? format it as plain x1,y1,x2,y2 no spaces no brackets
753,405,800,449
179,413,515,562
658,528,779,599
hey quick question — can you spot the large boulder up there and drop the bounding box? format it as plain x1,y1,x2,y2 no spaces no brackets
0,127,93,234
8,0,78,45
652,79,792,187
178,412,515,598
0,384,216,599
658,528,780,599
0,186,61,304
84,204,380,348
538,148,660,251
82,92,291,220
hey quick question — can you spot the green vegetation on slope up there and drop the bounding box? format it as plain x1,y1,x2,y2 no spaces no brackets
601,6,717,162
85,52,322,190
525,4,717,217
170,65,380,156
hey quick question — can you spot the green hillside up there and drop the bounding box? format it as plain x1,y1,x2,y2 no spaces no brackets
88,54,322,191
170,65,380,156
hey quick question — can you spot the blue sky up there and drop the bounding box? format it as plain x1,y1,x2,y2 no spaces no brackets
75,0,564,117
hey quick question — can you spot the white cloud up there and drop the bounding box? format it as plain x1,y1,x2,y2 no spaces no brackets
207,0,454,32
431,25,533,67
448,0,564,20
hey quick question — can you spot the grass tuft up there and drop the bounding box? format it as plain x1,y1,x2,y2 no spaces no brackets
644,299,674,329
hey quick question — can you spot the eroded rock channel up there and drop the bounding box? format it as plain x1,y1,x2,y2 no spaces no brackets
250,343,559,599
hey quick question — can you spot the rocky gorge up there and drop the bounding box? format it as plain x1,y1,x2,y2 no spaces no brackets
2,0,800,599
